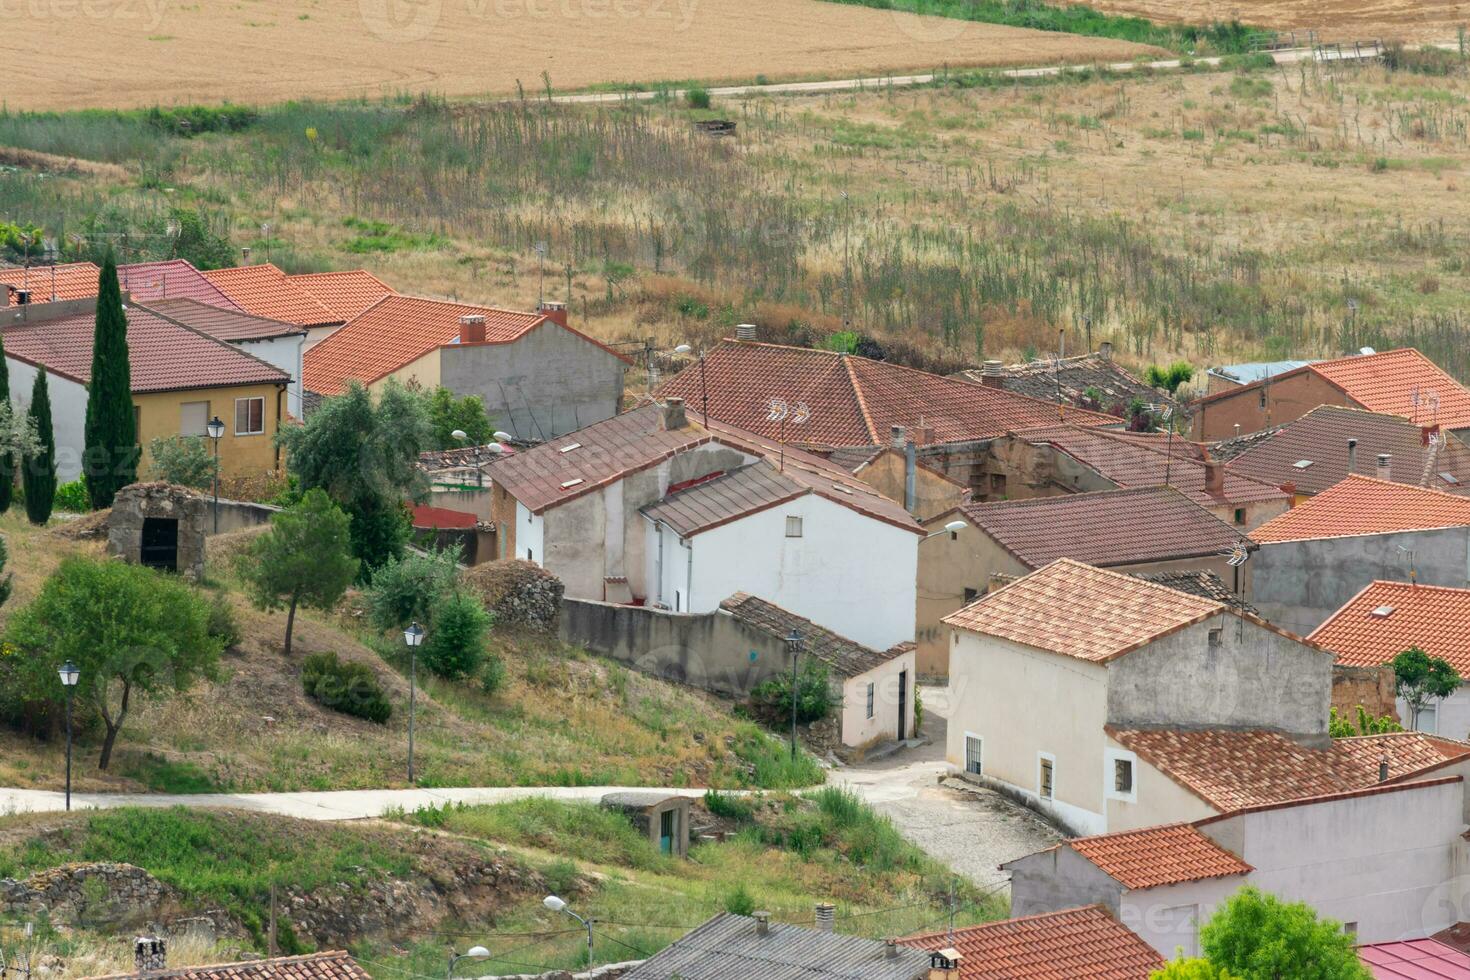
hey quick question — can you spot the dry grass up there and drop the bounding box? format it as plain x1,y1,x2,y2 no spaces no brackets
1076,0,1463,42
1,0,1158,112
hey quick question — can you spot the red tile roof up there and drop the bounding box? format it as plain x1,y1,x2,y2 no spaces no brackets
654,341,1117,449
0,262,102,303
118,259,244,309
943,559,1231,663
901,905,1164,979
201,264,342,327
1250,474,1470,543
410,504,477,529
1,304,289,392
1309,580,1470,675
288,269,397,322
1359,938,1470,978
720,592,902,678
302,294,547,396
144,298,306,342
1064,823,1252,890
79,950,371,980
1108,727,1470,811
1014,424,1289,506
957,487,1251,569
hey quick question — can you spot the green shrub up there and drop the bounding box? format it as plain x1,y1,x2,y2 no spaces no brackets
301,652,392,724
748,659,837,725
420,593,491,680
685,85,712,110
731,729,824,789
206,595,242,650
704,789,756,822
53,479,89,512
478,653,507,695
147,435,216,488
724,883,756,915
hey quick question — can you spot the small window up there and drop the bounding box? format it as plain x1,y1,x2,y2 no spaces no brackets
180,400,209,437
1233,508,1246,525
865,683,875,719
990,473,1007,496
1209,628,1223,646
1292,459,1313,470
1343,922,1358,936
526,548,533,562
1114,758,1133,794
785,516,803,538
674,590,682,612
234,396,265,435
1371,605,1395,618
1039,757,1054,800
965,735,983,775
1259,389,1268,408
963,587,979,604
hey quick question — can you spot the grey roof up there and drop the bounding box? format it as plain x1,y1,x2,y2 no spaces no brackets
1207,360,1317,385
601,791,687,809
642,463,803,537
1130,570,1258,613
956,352,1175,414
622,913,930,980
720,593,901,679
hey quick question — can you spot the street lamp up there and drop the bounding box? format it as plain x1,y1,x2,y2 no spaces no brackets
544,895,594,963
58,660,79,811
924,520,968,540
447,946,490,980
785,629,805,760
205,415,225,533
404,622,424,785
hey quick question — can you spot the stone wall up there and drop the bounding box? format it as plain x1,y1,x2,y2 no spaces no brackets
464,560,565,632
0,863,173,930
106,482,208,580
1332,664,1397,720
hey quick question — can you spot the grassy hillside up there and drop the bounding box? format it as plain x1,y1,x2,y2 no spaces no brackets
0,513,819,793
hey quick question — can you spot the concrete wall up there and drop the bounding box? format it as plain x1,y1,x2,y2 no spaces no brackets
1194,370,1352,441
1252,527,1470,636
852,449,968,521
8,356,88,482
441,322,626,441
206,498,281,535
233,335,305,419
842,650,918,746
1007,843,1126,919
1105,617,1333,738
429,487,493,522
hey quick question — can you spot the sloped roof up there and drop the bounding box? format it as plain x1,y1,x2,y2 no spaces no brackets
720,593,902,678
201,263,341,327
1063,823,1251,890
900,905,1163,979
943,559,1229,663
1250,474,1470,543
1012,424,1288,506
118,259,244,309
287,269,397,321
623,912,933,980
1,303,289,392
654,341,1117,449
1359,938,1470,978
1108,727,1470,811
1222,405,1470,495
1207,359,1316,385
144,298,306,342
1309,580,1470,675
79,951,371,980
1131,570,1257,613
957,487,1250,569
0,261,101,303
957,353,1173,414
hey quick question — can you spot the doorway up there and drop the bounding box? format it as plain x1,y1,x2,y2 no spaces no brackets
658,808,676,855
897,669,908,739
140,517,179,571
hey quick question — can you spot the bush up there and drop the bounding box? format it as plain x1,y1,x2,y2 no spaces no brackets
301,652,392,723
147,435,216,489
724,883,756,916
749,659,837,725
207,595,242,650
419,593,491,680
53,480,89,513
686,84,711,109
704,789,756,822
478,653,507,696
366,546,459,631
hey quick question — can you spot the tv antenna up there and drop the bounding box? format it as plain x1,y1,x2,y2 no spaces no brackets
768,397,810,472
533,241,548,309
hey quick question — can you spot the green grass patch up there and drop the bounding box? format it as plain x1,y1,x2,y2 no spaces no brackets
112,752,229,793
730,731,824,789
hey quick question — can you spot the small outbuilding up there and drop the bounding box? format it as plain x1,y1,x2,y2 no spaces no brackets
600,792,692,858
106,482,208,580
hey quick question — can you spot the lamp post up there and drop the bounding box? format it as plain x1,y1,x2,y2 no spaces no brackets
447,946,490,980
544,895,593,964
58,660,79,811
206,415,225,533
785,629,804,760
404,622,424,785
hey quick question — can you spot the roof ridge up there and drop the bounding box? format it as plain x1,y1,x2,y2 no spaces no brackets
139,304,292,380
902,903,1116,943
842,355,881,443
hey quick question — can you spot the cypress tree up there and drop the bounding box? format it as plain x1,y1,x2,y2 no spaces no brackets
0,335,13,514
22,368,55,525
82,250,137,510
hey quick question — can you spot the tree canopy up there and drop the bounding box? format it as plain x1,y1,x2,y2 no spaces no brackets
22,367,56,525
1392,646,1461,727
425,386,497,450
1198,887,1371,980
82,251,138,509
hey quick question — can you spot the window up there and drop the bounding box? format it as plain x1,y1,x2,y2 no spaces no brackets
1233,508,1246,525
963,587,979,604
1114,758,1133,794
964,735,983,775
990,473,1007,495
1343,922,1358,936
234,396,265,435
180,401,209,437
1038,755,1055,800
1414,703,1438,734
785,516,803,538
674,590,682,612
1259,389,1268,408
1106,748,1137,803
865,683,875,719
1208,627,1223,646
526,548,533,562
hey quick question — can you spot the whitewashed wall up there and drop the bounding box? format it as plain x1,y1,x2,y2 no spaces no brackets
7,356,89,482
234,335,305,418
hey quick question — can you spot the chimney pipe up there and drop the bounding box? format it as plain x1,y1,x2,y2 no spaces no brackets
980,360,1006,389
815,902,835,933
1098,340,1112,361
891,424,905,450
1379,750,1391,783
885,940,900,959
904,440,918,516
538,300,569,328
1204,459,1225,497
1376,453,1392,481
660,397,687,431
753,911,771,937
459,314,487,344
1347,438,1358,474
134,937,166,974
735,323,757,342
1233,423,1241,437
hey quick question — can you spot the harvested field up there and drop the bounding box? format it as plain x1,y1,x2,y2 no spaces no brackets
1077,0,1462,43
3,0,1160,111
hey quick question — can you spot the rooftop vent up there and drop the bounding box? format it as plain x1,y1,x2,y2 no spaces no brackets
559,478,584,490
814,903,835,933
558,442,583,454
1292,459,1313,469
980,360,1006,389
735,323,757,341
1370,605,1395,618
1376,454,1392,481
753,911,771,937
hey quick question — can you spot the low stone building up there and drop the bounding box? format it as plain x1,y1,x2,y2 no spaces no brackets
600,792,692,858
106,483,208,580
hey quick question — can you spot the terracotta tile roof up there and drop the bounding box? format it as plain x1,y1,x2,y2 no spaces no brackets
1360,938,1470,978
720,592,902,677
901,905,1163,979
1222,405,1470,495
1250,474,1470,543
410,504,477,529
1013,424,1289,506
943,559,1228,663
643,461,804,535
1,303,289,392
79,950,371,980
1064,823,1251,890
287,269,398,321
0,261,101,303
1108,727,1470,811
201,263,341,327
957,352,1176,415
302,294,546,396
654,341,1117,449
1131,570,1257,613
1309,580,1470,675
144,298,306,342
118,259,244,309
958,487,1251,569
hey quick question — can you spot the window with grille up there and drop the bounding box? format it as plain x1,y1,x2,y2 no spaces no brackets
1039,757,1054,800
965,736,982,775
865,683,875,719
1114,758,1133,794
234,396,265,435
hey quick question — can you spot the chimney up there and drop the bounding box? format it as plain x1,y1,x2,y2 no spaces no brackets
1347,438,1358,474
1280,481,1296,505
735,323,757,342
1098,340,1112,360
134,937,167,974
1379,749,1391,783
927,949,964,980
241,246,252,264
660,397,687,431
13,288,30,307
912,423,936,446
459,314,487,344
1376,453,1392,481
1233,423,1241,437
891,424,905,449
885,940,900,960
1204,459,1225,497
980,360,1005,389
814,902,835,933
753,911,771,937
904,439,918,516
538,300,569,327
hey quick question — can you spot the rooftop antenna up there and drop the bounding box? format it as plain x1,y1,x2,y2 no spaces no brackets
841,190,853,332
1398,544,1418,585
1161,406,1176,487
534,241,548,309
768,397,810,473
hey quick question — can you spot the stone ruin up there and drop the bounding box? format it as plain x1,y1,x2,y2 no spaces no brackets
106,482,208,580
